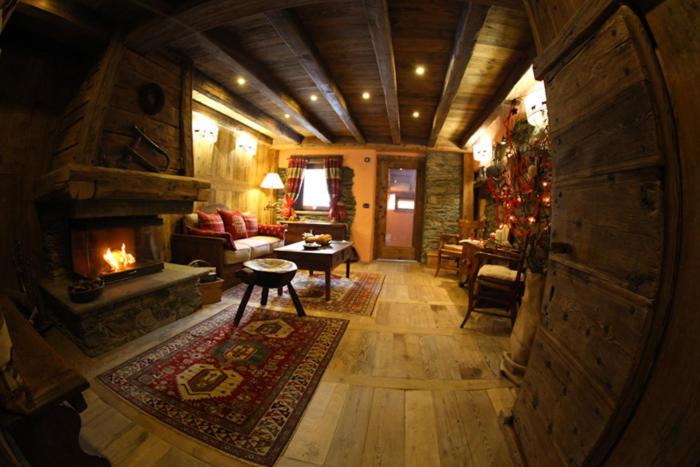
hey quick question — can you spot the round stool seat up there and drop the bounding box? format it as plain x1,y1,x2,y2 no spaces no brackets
244,258,297,273
233,258,306,326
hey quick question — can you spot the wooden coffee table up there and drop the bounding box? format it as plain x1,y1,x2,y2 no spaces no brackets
274,240,354,301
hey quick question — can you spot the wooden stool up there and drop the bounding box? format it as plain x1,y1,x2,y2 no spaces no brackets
233,258,306,326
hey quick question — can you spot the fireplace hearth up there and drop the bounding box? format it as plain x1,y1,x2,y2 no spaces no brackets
70,216,164,283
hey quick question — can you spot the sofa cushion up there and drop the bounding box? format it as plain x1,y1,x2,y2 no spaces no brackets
234,237,273,258
218,209,248,240
224,248,252,265
197,211,225,233
258,224,287,239
241,213,259,237
477,264,519,282
183,213,198,230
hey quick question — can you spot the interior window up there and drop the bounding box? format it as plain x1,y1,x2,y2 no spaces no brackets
300,168,330,211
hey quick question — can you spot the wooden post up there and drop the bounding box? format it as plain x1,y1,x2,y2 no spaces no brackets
462,152,474,219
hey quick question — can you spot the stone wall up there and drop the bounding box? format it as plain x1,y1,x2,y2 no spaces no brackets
421,152,463,261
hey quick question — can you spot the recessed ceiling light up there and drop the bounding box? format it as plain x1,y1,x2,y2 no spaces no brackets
236,76,246,85
415,65,425,76
284,113,290,119
362,91,371,100
412,110,420,118
310,94,318,102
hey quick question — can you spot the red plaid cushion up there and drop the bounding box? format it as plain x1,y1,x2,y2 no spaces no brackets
258,224,287,239
218,209,248,240
196,211,225,233
241,213,258,236
186,226,235,250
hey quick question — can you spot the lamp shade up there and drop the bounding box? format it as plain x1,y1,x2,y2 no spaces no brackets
260,172,284,190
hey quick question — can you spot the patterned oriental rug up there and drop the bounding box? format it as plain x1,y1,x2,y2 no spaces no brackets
98,306,348,466
229,271,385,316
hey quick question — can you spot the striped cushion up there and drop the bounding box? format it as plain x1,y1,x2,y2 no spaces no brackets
218,209,248,240
196,211,225,233
241,213,259,237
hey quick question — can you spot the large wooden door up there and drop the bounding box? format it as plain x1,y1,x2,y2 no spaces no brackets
513,3,681,466
373,156,425,260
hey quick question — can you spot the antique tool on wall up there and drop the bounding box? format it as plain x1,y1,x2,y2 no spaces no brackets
122,125,171,173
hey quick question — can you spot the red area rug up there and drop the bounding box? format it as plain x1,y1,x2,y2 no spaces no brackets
98,306,348,466
229,271,384,316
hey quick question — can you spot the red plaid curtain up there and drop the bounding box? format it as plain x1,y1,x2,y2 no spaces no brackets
325,156,345,221
281,157,307,218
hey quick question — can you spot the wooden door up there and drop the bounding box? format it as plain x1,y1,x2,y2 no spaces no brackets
373,156,425,260
513,3,680,467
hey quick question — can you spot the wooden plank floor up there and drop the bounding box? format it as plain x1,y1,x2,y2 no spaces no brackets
46,261,522,466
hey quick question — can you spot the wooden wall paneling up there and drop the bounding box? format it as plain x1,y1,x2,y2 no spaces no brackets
521,0,589,53
266,9,365,143
52,32,124,168
363,0,401,145
428,3,490,147
602,1,700,463
513,4,679,466
100,49,184,174
462,152,475,219
180,58,194,176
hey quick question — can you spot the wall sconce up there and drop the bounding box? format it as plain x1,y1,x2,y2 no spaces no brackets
192,112,218,143
524,82,548,129
235,130,258,155
260,172,284,210
472,133,494,166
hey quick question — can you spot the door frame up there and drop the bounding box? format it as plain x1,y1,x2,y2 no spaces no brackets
373,155,425,260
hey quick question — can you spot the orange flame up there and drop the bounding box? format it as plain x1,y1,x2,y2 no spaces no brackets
103,243,136,272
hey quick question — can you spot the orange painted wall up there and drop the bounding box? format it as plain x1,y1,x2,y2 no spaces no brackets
278,148,423,262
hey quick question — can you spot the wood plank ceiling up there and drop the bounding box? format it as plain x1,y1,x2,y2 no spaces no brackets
78,0,534,150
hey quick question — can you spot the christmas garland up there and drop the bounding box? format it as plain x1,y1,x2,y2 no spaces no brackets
486,101,553,273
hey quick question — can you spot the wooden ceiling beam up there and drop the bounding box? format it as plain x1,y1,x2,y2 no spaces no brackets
193,72,303,144
428,2,490,147
458,0,524,10
125,0,344,53
17,0,110,40
266,9,365,144
364,0,401,145
457,47,535,148
177,32,333,143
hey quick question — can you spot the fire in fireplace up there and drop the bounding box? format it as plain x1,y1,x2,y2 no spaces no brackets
70,216,164,282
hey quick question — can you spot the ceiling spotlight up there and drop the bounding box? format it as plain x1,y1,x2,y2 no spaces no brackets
415,65,425,76
362,91,371,100
310,94,318,102
412,110,420,118
284,113,290,119
236,76,246,86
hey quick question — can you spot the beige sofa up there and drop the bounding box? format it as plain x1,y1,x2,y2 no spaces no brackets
171,205,284,289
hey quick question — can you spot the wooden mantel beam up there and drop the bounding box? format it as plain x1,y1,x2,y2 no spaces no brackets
364,0,401,145
126,0,344,53
428,2,490,147
176,32,334,144
457,47,535,148
266,9,365,144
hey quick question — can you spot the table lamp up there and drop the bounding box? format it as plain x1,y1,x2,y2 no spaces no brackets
260,172,284,210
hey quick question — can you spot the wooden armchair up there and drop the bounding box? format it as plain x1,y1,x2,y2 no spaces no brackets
460,239,528,328
434,219,485,277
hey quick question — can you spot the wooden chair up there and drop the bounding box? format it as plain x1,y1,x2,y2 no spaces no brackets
460,238,529,328
434,219,485,277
